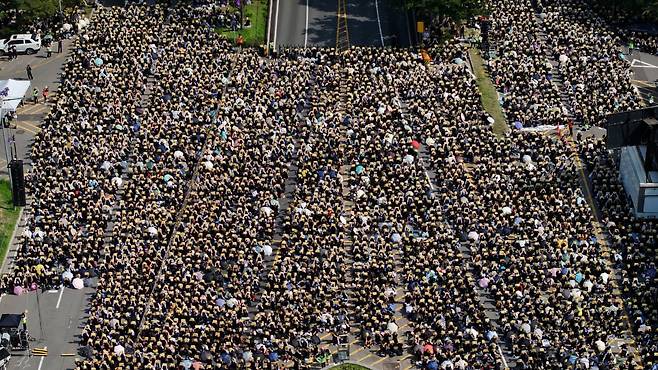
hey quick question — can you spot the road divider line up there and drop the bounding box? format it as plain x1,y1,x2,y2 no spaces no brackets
37,354,45,370
374,0,384,47
266,0,274,53
304,0,310,48
18,120,41,131
15,124,39,135
273,0,280,52
56,285,64,309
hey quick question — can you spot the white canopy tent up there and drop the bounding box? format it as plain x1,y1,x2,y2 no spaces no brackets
0,79,31,121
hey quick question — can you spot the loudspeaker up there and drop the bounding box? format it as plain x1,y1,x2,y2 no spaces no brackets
9,160,26,207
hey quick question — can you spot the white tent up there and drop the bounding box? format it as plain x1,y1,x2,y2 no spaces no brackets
0,79,30,112
0,79,30,124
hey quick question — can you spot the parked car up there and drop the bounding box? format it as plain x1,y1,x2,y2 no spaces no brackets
0,34,42,55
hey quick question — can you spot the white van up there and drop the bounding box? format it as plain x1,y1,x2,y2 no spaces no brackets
0,34,41,55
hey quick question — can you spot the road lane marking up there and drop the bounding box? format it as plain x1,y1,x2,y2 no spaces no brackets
18,104,44,115
17,120,41,131
374,0,384,46
632,79,655,88
273,0,281,52
56,285,64,309
266,0,274,53
15,123,39,135
37,356,45,370
631,59,658,68
304,0,310,48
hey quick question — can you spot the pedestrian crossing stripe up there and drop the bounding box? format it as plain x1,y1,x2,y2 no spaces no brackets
32,347,48,356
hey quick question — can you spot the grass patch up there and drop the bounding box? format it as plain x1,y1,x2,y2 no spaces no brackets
0,180,20,268
216,0,268,46
468,48,509,136
327,364,371,370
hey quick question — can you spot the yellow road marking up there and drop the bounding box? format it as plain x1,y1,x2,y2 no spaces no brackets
350,346,365,356
18,103,48,115
17,120,41,131
371,356,388,366
15,125,38,135
631,79,655,88
354,352,375,363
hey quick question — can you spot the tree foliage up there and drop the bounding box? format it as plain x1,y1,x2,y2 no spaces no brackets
592,0,658,21
404,0,486,22
15,0,59,23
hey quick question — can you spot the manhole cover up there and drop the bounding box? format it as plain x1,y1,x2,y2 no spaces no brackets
16,129,25,134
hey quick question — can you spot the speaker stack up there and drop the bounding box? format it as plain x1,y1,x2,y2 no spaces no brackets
9,160,26,207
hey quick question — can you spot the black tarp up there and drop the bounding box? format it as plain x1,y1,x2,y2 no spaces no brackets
0,314,21,329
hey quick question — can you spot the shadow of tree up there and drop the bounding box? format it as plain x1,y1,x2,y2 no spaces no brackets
298,0,412,48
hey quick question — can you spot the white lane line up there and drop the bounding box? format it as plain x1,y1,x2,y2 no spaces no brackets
374,0,384,47
497,344,508,370
266,0,274,52
273,0,281,52
631,59,658,68
55,285,64,309
304,0,310,48
37,349,46,370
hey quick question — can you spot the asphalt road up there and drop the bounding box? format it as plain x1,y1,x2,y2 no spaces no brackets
0,39,74,176
0,40,82,370
628,50,658,104
269,0,412,49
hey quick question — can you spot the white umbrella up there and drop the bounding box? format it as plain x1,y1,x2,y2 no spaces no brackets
226,298,238,308
522,154,532,164
112,177,123,188
468,231,479,241
391,233,402,243
263,245,273,256
242,351,253,362
356,189,366,199
595,340,605,352
403,154,414,164
501,207,512,215
204,161,213,170
559,54,568,63
113,344,125,355
147,226,158,236
260,206,273,217
521,323,531,333
72,278,84,290
174,150,184,160
387,322,399,333
583,280,593,292
62,270,73,281
426,137,435,146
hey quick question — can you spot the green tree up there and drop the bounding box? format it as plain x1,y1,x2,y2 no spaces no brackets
14,0,58,24
405,0,485,22
404,0,485,41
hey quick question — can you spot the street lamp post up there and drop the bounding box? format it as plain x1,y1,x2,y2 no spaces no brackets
0,87,11,166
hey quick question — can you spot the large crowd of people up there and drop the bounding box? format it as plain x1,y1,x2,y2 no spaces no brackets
0,0,656,369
